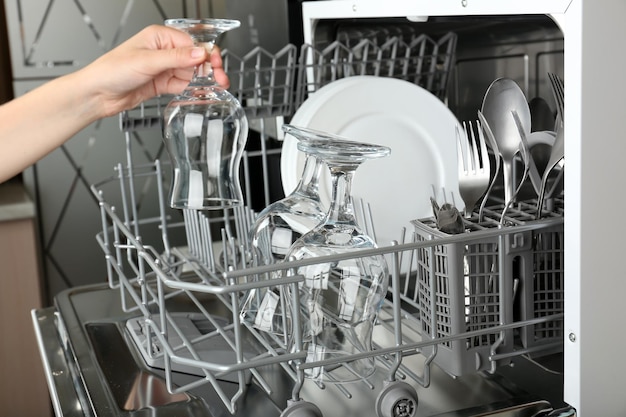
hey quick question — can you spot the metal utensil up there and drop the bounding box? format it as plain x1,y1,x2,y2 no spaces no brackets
457,121,490,217
521,130,564,204
481,78,532,205
476,110,501,221
548,73,565,127
502,112,531,223
537,125,564,217
537,73,565,217
511,110,542,196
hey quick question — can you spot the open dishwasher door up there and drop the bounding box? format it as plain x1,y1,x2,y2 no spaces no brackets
32,282,571,417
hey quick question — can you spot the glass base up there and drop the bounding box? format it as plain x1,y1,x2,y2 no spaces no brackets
239,285,293,340
304,344,376,383
170,198,242,210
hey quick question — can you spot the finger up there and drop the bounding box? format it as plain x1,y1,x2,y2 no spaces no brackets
209,49,230,89
163,77,192,95
142,46,207,77
210,46,223,67
214,67,230,89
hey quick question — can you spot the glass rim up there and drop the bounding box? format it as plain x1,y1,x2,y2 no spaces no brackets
285,124,391,159
164,18,241,31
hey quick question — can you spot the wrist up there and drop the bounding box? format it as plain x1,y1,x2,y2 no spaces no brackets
61,67,108,123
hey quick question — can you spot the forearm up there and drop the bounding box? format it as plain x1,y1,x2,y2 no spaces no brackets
0,70,101,181
0,24,221,183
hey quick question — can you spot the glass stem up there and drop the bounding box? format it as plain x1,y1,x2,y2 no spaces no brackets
190,41,216,86
295,156,324,199
326,165,358,225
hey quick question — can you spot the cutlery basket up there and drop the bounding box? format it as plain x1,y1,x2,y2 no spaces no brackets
482,201,565,354
410,200,564,377
516,219,564,354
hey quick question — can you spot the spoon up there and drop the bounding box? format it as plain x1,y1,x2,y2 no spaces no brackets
481,78,531,206
537,125,564,218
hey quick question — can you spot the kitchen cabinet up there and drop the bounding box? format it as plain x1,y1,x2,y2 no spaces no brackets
0,182,50,417
299,1,626,415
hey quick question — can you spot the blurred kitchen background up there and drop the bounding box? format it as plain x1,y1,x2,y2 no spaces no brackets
0,1,303,416
1,0,305,304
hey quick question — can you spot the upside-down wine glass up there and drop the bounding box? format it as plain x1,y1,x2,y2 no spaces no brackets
250,124,327,264
162,18,248,209
240,124,327,340
285,125,390,384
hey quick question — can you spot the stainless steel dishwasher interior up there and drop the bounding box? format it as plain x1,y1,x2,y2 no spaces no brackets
310,14,563,122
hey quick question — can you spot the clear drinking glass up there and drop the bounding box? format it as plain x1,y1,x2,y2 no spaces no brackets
162,18,248,210
284,126,391,383
250,124,327,264
241,125,327,339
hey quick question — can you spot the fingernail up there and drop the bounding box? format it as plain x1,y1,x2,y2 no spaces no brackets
191,47,204,58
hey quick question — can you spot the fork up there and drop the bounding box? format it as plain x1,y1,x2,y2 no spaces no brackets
457,120,490,218
548,72,565,127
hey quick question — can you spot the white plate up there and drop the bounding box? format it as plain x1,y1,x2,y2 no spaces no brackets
281,76,461,247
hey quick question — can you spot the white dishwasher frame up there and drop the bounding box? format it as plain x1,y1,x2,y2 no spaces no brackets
300,1,624,416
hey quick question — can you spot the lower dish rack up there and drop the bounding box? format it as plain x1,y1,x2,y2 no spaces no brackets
92,155,564,417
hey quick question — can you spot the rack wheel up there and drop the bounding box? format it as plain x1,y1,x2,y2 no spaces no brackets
280,400,323,417
375,381,418,417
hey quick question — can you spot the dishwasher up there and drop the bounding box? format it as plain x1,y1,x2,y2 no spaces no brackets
31,2,580,417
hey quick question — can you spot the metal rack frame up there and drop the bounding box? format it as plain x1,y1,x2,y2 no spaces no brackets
91,154,564,416
90,34,564,416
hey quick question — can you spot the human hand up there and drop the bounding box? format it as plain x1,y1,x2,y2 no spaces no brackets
0,23,236,182
76,24,230,118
